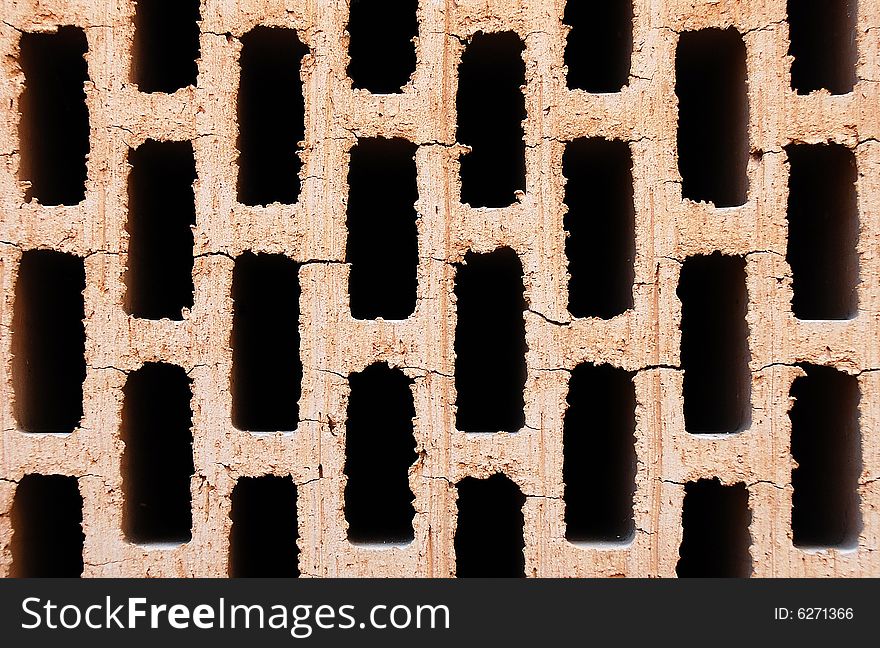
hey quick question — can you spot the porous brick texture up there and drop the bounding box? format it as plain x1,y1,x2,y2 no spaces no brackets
1,0,879,577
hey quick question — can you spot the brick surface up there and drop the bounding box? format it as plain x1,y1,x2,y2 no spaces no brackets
0,0,878,577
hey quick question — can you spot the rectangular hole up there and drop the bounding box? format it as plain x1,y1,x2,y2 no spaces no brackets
18,27,89,206
676,478,752,577
455,474,526,577
237,27,308,206
786,143,859,320
12,250,85,433
457,31,526,208
564,0,632,92
454,248,527,433
125,139,196,320
131,0,200,93
790,364,861,549
564,363,636,544
788,0,857,95
564,138,635,318
231,253,301,432
344,363,417,544
675,28,748,207
347,138,418,319
121,363,194,544
229,475,299,577
678,253,751,434
347,0,418,93
11,474,84,577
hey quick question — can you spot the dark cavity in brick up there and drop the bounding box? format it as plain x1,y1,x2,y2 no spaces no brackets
678,253,751,434
786,143,859,320
237,27,308,206
125,139,196,320
677,478,752,578
455,474,526,577
454,248,527,433
788,0,857,95
229,475,299,577
18,27,89,206
347,0,418,93
564,0,633,92
564,363,637,543
231,253,302,432
564,138,635,319
790,364,862,549
347,138,418,320
344,363,418,543
676,27,748,207
131,0,200,93
457,31,526,208
11,474,84,577
12,250,85,433
121,363,194,544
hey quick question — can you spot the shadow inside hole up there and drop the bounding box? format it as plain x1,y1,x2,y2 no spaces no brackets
563,138,635,319
790,364,862,549
231,253,302,432
455,474,526,577
344,363,418,544
125,139,196,320
229,475,300,577
347,0,418,93
454,248,527,433
347,138,418,320
675,27,749,207
677,478,752,578
563,0,633,92
564,363,637,544
18,27,89,206
457,31,526,208
121,363,194,545
787,0,857,95
131,0,200,93
12,250,85,434
677,253,751,434
11,474,84,577
785,143,859,320
237,27,308,206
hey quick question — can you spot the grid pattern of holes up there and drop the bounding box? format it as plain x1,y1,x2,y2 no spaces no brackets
0,1,878,578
